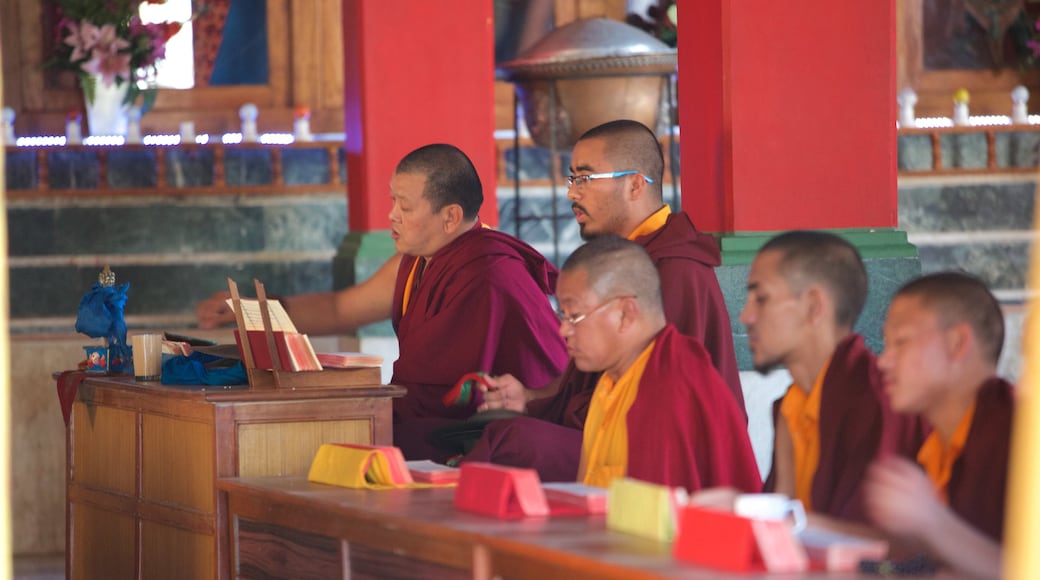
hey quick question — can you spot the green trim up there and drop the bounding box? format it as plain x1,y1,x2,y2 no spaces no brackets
336,230,395,260
718,228,919,265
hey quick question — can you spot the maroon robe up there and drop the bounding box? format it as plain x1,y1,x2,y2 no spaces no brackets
635,211,743,413
530,212,744,423
469,327,761,492
467,211,745,479
625,325,760,493
942,377,1013,542
763,334,924,523
391,224,568,460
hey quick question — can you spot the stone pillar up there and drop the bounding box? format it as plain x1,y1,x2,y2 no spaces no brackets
336,0,497,362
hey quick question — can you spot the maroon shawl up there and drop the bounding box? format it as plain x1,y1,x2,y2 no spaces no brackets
528,210,745,426
625,325,761,493
764,334,923,522
944,377,1013,542
391,225,568,422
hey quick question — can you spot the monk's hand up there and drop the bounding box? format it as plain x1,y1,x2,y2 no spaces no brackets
864,455,943,539
477,373,528,413
195,290,235,329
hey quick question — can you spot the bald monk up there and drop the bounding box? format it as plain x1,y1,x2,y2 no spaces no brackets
740,231,920,522
464,119,742,480
865,272,1010,580
197,144,568,461
550,236,759,492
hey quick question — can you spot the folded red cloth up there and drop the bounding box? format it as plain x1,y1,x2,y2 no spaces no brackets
55,370,90,427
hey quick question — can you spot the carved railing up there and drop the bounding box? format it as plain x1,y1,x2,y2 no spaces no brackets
897,123,1040,176
4,141,347,199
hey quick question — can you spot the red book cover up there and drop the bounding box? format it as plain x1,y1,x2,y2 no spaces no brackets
234,330,321,371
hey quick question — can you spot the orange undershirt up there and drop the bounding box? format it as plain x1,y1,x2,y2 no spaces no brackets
626,205,671,240
779,359,831,511
400,257,427,317
916,403,976,504
579,341,656,488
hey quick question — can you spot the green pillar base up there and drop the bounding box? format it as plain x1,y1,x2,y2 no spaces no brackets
333,230,397,338
715,228,921,369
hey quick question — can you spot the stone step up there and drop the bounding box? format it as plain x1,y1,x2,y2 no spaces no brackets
898,177,1035,233
6,193,347,330
910,234,1034,296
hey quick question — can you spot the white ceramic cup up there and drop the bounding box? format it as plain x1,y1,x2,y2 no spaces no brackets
131,334,163,381
734,493,807,533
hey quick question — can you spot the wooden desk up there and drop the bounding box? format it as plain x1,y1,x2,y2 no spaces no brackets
66,374,404,580
218,476,881,580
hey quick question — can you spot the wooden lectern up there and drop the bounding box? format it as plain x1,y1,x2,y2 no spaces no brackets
228,277,382,389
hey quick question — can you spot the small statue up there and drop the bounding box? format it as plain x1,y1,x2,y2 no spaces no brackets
240,103,259,143
952,89,971,127
126,106,143,144
2,107,15,144
1011,85,1030,125
180,121,196,144
293,106,314,142
77,265,131,374
897,88,917,128
65,111,83,145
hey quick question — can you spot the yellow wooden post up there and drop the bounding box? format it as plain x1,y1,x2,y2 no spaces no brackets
1004,177,1040,577
0,31,13,580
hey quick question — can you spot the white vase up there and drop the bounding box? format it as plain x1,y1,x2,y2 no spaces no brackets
83,75,131,137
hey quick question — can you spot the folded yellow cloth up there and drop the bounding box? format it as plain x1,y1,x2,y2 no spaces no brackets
307,443,455,490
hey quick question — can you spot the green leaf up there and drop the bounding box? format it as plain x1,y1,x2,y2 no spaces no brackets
140,89,158,115
81,74,97,106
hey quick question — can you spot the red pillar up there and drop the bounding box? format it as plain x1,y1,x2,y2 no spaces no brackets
342,1,498,231
679,0,897,233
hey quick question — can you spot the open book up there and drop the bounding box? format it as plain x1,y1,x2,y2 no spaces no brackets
316,352,384,369
225,297,322,371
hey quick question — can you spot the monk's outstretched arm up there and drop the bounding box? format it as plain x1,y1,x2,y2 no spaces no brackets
283,253,402,335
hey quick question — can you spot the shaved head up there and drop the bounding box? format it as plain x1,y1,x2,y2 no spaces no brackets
759,230,868,329
895,271,1005,365
561,235,663,316
577,120,665,203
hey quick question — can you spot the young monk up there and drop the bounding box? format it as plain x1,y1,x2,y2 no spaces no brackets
739,231,920,522
547,236,759,492
865,272,1010,580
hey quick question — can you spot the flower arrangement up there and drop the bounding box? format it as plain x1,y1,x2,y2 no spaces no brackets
48,0,188,109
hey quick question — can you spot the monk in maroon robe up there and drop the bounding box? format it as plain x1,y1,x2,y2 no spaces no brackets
380,145,567,461
741,231,922,524
624,324,761,492
391,224,568,460
550,237,759,492
465,120,743,480
760,333,918,522
866,272,1010,579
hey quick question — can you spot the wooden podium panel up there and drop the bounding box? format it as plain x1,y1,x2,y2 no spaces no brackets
66,375,404,580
